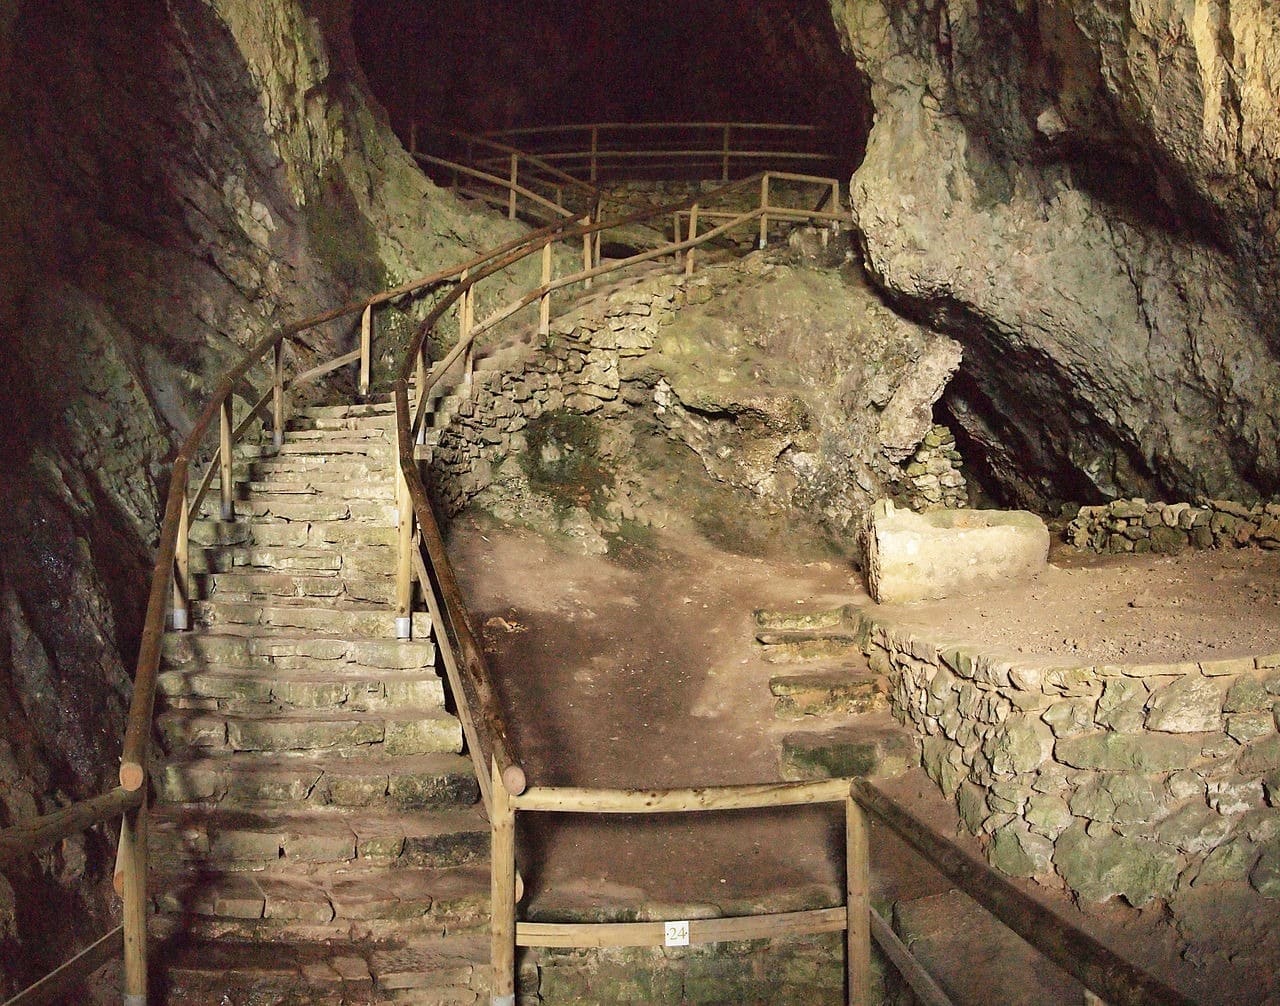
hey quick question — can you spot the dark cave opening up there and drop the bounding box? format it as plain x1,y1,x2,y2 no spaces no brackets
351,0,873,178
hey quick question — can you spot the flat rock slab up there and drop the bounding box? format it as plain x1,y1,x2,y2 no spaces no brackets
864,499,1049,604
892,889,1084,1005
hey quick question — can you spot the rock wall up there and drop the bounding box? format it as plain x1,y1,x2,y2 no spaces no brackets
425,250,968,540
863,614,1280,906
1068,498,1280,554
830,1,1280,510
0,0,520,991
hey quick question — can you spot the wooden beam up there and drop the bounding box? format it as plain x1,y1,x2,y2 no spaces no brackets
851,780,1195,1006
510,778,850,814
0,788,141,867
518,907,847,949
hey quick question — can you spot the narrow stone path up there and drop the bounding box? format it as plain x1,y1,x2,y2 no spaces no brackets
151,401,491,1004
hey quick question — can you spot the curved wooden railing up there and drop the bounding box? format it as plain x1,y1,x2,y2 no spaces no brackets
479,121,836,183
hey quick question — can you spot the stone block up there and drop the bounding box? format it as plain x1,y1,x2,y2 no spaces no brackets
1156,801,1233,854
1052,823,1179,906
862,499,1049,604
1145,674,1228,733
1069,775,1164,825
1192,837,1257,886
1055,732,1208,772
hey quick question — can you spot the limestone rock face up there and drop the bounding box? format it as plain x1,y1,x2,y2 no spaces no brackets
830,1,1280,508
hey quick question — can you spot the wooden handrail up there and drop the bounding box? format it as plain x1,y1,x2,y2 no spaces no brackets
0,787,142,867
851,779,1196,1006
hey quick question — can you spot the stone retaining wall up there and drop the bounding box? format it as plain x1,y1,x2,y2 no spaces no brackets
862,614,1280,906
1068,498,1280,554
426,271,685,514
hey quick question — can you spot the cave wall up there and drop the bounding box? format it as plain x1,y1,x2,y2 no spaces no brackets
0,0,518,990
831,0,1280,508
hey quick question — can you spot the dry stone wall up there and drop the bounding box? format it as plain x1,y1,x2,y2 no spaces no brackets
863,615,1280,907
1068,499,1280,555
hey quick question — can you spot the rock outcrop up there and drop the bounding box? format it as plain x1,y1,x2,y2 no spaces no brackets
831,1,1280,509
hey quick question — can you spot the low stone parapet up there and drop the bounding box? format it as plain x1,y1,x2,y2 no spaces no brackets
1068,498,1280,554
860,611,1280,907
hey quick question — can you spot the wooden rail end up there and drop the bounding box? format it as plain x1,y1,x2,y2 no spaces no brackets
119,762,145,792
502,764,527,796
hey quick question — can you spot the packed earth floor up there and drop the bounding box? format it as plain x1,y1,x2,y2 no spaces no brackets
448,511,1280,1005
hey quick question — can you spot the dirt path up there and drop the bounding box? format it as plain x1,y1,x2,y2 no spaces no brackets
446,511,1277,1001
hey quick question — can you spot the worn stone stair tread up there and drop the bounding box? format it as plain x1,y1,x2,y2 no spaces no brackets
189,545,384,573
296,402,397,418
161,934,488,996
753,605,854,633
197,497,399,522
768,667,887,719
190,599,431,636
157,665,445,710
151,805,488,867
756,626,862,646
200,479,395,498
152,862,488,918
190,518,399,549
288,412,398,430
779,715,917,780
154,751,481,808
157,706,463,755
163,629,437,669
196,572,395,605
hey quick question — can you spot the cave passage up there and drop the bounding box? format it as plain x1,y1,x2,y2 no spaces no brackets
352,0,872,173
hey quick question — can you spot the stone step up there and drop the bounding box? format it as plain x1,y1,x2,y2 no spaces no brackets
157,665,445,713
197,496,399,525
163,629,437,673
754,604,855,633
151,806,488,870
282,426,391,442
189,545,391,578
159,935,489,1005
189,600,430,637
275,439,393,458
150,863,490,938
756,626,864,663
245,456,391,479
199,478,395,500
295,401,397,419
779,716,916,781
195,570,395,605
768,668,887,719
154,752,480,810
157,707,462,756
190,518,398,549
287,412,398,432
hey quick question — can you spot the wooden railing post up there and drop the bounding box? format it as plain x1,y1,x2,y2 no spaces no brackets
457,268,471,341
759,173,770,250
589,126,598,182
847,794,871,1005
539,241,552,337
581,217,593,290
120,789,148,1006
171,492,190,631
685,203,700,277
272,339,285,450
394,458,413,640
359,304,373,398
409,121,418,155
490,757,517,1006
218,396,234,522
414,347,427,445
722,124,731,182
508,153,518,220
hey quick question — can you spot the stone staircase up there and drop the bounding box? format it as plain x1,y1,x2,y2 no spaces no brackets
754,604,915,781
150,400,491,1003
